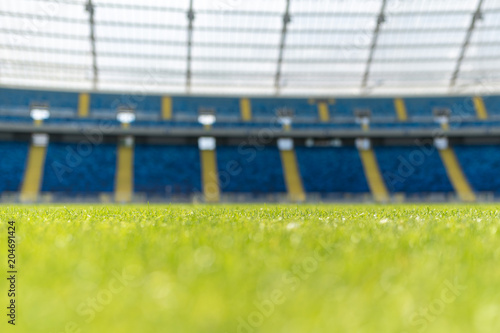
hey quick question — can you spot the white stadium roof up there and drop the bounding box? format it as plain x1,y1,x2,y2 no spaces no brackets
1,0,500,96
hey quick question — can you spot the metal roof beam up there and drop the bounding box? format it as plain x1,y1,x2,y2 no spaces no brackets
450,0,485,87
274,0,291,94
85,0,98,89
186,0,194,92
361,0,387,89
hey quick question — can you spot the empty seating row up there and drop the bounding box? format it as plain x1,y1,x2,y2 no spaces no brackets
2,140,500,199
1,87,498,121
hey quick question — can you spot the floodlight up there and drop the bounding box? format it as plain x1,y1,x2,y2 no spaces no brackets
277,138,294,151
331,139,342,147
434,138,449,150
276,108,294,127
198,114,216,126
355,109,371,126
30,104,50,121
355,138,371,151
123,135,134,147
116,107,136,124
278,116,293,127
198,108,216,126
32,133,49,147
198,137,216,151
433,108,450,125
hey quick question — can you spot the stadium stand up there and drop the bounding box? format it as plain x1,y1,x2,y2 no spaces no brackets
1,87,500,202
404,96,477,118
90,93,162,116
216,145,287,195
251,98,317,120
375,146,454,195
483,96,500,117
0,141,29,193
455,145,500,194
41,142,116,195
331,98,396,119
0,88,78,115
296,146,370,195
134,144,202,198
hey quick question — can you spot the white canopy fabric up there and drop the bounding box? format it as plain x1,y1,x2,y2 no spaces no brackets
0,0,499,96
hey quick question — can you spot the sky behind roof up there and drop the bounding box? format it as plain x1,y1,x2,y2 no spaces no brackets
0,0,499,96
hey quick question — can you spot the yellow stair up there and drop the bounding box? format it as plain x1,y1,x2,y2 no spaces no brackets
359,149,389,203
438,148,476,202
240,98,252,121
200,150,220,203
115,145,133,203
394,98,408,121
318,102,330,122
473,96,488,120
20,146,47,202
78,93,90,117
162,96,173,120
280,150,306,202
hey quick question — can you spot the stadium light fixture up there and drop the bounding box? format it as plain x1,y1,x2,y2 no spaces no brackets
198,137,216,151
355,138,371,151
122,135,134,147
32,133,49,147
355,109,371,127
331,139,342,147
278,116,293,127
433,108,450,126
277,138,294,151
198,108,216,126
116,107,136,124
30,104,50,121
198,114,216,126
277,107,294,128
434,137,449,150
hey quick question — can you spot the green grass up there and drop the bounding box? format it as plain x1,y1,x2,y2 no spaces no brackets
1,204,500,333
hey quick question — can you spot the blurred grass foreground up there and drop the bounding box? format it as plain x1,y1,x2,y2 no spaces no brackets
1,204,500,333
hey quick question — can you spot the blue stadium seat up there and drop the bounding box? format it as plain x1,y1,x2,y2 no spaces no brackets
332,98,396,118
133,120,202,129
375,146,454,193
250,98,317,120
0,88,79,114
173,96,240,118
212,121,281,130
0,141,29,193
454,145,500,193
370,121,439,130
44,118,121,127
404,96,476,118
483,96,500,116
134,144,202,196
216,145,287,194
293,122,359,130
0,115,33,124
41,142,116,194
295,146,370,193
90,93,161,115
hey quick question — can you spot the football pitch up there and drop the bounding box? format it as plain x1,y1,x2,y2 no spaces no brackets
1,204,499,333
